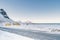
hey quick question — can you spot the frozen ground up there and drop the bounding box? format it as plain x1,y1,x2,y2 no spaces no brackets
2,24,60,34
0,29,34,40
0,27,60,40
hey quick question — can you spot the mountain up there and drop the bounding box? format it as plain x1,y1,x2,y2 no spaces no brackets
0,9,20,27
0,9,13,23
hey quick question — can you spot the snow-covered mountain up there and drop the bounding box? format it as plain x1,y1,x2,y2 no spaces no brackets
0,9,14,23
0,9,20,27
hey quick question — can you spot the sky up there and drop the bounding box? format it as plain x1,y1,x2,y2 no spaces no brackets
0,0,60,23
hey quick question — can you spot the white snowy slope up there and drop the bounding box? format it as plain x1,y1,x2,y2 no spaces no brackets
0,30,34,40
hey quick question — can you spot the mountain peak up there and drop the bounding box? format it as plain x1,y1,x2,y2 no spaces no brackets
0,9,9,19
0,9,13,23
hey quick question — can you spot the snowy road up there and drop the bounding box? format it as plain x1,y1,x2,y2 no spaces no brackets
0,27,60,40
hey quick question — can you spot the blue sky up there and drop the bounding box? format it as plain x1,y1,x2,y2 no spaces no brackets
0,0,60,23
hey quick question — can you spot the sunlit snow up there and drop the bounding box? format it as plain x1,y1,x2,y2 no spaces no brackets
0,30,34,40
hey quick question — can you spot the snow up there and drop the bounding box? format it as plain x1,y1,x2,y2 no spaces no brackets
0,30,34,40
0,9,13,23
1,24,60,34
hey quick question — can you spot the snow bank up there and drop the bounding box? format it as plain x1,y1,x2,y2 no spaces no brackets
0,30,34,40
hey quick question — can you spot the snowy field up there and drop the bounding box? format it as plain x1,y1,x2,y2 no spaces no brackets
2,23,60,34
0,30,34,40
0,25,60,40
